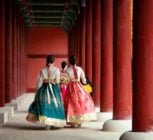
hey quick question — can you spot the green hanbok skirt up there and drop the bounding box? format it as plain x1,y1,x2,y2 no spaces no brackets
26,83,65,127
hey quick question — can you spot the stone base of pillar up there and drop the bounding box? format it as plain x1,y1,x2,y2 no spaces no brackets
21,95,26,103
95,107,100,112
97,112,112,122
19,94,27,103
120,131,153,140
0,111,8,125
12,98,23,108
0,107,14,119
5,102,19,111
103,119,132,132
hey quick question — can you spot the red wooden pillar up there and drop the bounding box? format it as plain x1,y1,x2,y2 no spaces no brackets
68,28,75,57
71,28,74,55
68,30,72,58
12,1,17,99
132,0,153,132
16,7,19,97
120,1,153,139
113,0,132,120
23,23,26,93
17,12,21,96
77,15,81,66
73,28,75,56
100,0,113,112
92,0,101,106
19,14,22,95
5,0,13,103
25,29,28,92
103,0,132,132
23,22,27,93
80,6,86,72
74,22,78,57
85,0,92,81
21,19,26,94
21,19,24,94
73,23,77,56
21,19,23,94
0,0,5,106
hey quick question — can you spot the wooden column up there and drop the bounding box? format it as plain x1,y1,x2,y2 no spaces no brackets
85,0,92,81
113,0,132,120
5,0,13,103
0,0,5,106
132,0,153,132
12,1,17,99
77,15,81,65
92,0,101,106
80,6,86,71
100,0,113,112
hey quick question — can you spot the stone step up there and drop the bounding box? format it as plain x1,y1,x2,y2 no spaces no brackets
0,107,14,120
0,111,8,125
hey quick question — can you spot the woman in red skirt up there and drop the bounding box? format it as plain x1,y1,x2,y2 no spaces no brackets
64,55,97,127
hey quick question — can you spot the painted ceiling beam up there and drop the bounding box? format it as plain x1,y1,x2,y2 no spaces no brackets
27,24,59,27
23,13,64,17
65,7,77,19
65,14,74,25
30,3,73,6
69,0,80,13
25,19,71,25
29,21,71,25
25,16,33,22
31,16,63,19
20,4,34,27
62,26,69,32
18,0,81,32
63,23,70,30
27,22,71,29
61,8,76,28
22,7,76,26
24,10,72,13
24,15,74,24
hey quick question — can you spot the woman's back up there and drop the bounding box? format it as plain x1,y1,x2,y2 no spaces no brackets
66,65,86,83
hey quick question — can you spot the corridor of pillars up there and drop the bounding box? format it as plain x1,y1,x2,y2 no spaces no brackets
0,0,153,139
68,0,153,138
0,0,27,107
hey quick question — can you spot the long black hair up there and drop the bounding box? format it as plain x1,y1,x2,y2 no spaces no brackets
69,55,77,66
46,55,55,66
61,61,67,69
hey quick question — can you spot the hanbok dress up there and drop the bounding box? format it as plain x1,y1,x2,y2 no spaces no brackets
60,70,69,102
26,64,65,127
64,65,97,125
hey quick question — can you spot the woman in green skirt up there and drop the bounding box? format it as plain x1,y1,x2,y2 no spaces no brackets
26,55,65,128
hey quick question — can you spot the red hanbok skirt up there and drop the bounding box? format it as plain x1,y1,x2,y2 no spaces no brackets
64,81,97,124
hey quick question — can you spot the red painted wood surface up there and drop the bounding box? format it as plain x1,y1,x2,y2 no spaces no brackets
133,0,153,131
12,0,17,99
17,9,21,97
92,0,101,106
113,0,132,119
27,27,68,91
86,0,92,81
80,7,86,72
74,22,78,57
77,15,81,66
28,28,68,54
100,0,113,112
0,0,5,106
5,0,13,103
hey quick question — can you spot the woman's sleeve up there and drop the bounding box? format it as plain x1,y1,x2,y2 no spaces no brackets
36,71,43,90
80,68,87,84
